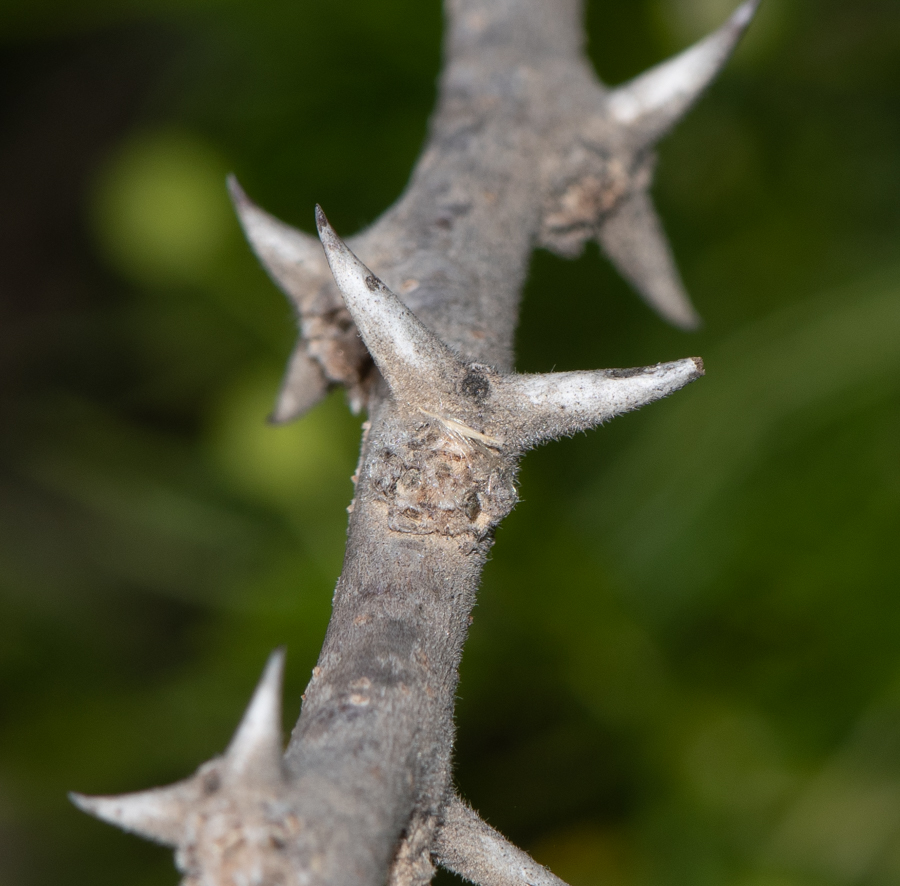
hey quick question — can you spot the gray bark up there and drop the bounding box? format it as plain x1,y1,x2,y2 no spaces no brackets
71,1,758,884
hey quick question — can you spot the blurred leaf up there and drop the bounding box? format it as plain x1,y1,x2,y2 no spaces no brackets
90,129,233,286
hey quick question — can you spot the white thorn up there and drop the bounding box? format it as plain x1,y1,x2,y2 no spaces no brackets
224,649,286,783
314,206,464,405
598,189,701,330
505,358,704,447
436,796,570,886
228,175,328,309
70,783,192,847
607,0,759,146
270,341,329,424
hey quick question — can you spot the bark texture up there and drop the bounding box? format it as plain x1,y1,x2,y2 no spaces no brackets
72,1,758,884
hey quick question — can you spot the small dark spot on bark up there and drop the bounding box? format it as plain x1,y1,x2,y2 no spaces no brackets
607,366,648,379
271,836,287,851
202,771,221,795
465,493,481,522
365,275,380,292
337,701,370,718
460,369,490,401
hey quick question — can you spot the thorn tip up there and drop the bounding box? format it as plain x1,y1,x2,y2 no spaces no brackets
607,0,760,146
69,785,190,846
505,357,704,447
598,189,701,329
224,649,286,781
313,212,464,407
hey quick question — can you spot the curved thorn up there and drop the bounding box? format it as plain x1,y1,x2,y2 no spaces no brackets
225,648,286,783
435,796,570,886
598,189,701,330
607,0,760,147
504,358,704,448
270,341,329,424
70,783,192,847
314,205,464,405
228,175,328,309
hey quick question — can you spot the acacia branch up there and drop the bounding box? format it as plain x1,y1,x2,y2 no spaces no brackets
72,1,758,884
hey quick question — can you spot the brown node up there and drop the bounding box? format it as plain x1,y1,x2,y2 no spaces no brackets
369,417,516,538
540,155,632,257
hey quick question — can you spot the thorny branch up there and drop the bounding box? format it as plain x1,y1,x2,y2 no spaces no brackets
72,1,759,884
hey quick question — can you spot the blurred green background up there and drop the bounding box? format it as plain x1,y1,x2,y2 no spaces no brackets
1,0,899,884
